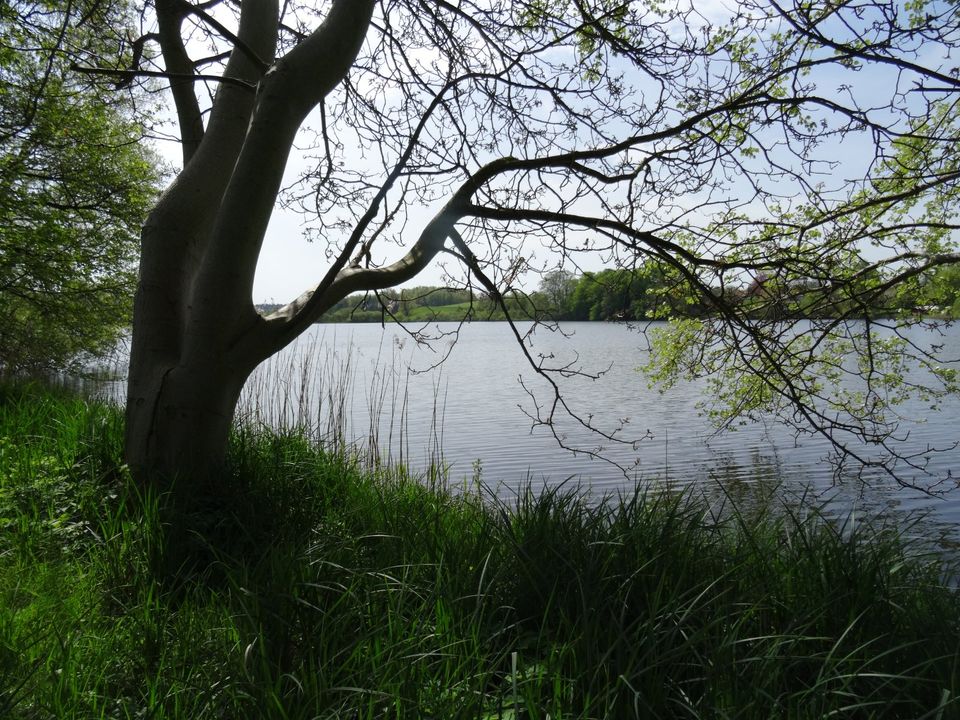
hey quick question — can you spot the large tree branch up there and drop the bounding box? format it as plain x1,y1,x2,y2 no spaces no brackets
446,88,900,194
152,0,278,226
71,63,256,89
199,0,279,162
243,86,821,356
134,0,279,369
236,2,954,369
187,0,375,358
258,0,377,118
252,201,463,359
155,0,204,163
306,69,505,320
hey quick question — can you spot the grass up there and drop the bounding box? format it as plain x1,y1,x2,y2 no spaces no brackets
1,379,959,718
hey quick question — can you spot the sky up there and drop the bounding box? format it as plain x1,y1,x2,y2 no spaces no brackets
145,1,733,305
146,0,955,306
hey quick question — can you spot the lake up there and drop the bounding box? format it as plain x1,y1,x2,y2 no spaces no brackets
232,321,960,548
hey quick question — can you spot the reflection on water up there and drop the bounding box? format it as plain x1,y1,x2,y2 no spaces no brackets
82,321,960,550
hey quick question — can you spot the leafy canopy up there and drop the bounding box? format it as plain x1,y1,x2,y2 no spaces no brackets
0,1,162,372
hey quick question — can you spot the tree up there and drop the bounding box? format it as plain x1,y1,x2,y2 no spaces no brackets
538,269,577,316
567,269,639,320
563,264,697,320
77,0,958,488
0,1,162,372
909,264,960,316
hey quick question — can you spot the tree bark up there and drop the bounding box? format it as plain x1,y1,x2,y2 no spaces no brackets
125,348,254,487
124,0,375,488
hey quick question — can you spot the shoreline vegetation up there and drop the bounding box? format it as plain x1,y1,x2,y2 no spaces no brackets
2,380,960,718
255,266,960,325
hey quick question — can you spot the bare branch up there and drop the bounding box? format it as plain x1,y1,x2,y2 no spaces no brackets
71,62,256,90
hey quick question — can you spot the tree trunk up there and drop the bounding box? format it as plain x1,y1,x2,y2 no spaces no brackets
121,0,376,489
124,353,251,488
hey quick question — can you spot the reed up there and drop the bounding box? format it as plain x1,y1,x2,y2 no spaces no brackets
236,330,450,482
1,379,959,719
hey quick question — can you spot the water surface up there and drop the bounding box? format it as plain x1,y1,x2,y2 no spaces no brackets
236,321,960,547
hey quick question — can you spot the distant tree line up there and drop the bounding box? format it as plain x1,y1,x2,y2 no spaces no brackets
302,285,531,323
256,262,960,325
540,267,708,321
541,262,960,322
